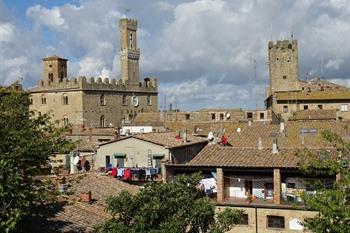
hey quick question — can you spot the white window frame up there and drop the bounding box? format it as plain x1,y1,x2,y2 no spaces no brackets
341,104,348,112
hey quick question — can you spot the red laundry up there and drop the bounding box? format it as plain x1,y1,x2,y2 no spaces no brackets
111,168,117,177
123,169,131,181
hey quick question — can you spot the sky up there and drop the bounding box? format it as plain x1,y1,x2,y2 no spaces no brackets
1,0,350,110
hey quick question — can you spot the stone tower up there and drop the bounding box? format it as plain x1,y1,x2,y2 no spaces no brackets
43,55,68,84
268,40,299,93
119,18,140,85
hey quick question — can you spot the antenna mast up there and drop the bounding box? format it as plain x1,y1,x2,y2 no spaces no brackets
254,58,258,109
124,8,130,18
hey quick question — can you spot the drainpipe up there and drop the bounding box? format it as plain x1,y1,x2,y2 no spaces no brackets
255,206,258,233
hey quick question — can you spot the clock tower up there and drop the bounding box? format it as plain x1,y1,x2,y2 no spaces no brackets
119,18,140,85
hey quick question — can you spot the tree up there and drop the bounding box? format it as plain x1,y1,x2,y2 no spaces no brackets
297,130,350,233
94,173,243,233
0,87,74,232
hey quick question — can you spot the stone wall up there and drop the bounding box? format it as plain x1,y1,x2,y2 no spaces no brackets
218,206,317,233
268,40,299,93
30,90,84,126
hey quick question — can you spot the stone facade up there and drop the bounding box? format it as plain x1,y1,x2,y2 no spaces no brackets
266,39,350,121
221,206,317,233
268,40,299,94
29,18,158,128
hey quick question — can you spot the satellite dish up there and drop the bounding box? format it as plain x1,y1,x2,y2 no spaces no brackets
207,132,214,141
73,156,80,165
237,128,241,133
226,112,230,119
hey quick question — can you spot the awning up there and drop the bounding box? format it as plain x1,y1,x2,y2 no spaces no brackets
113,153,126,158
152,154,165,159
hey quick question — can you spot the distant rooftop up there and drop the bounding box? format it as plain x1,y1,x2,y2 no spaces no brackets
100,131,207,149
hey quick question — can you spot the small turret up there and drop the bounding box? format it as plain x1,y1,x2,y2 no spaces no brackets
43,55,68,84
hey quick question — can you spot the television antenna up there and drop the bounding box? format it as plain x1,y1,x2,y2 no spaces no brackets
124,8,130,18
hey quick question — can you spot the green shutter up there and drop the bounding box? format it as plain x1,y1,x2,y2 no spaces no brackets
152,154,165,159
113,153,126,158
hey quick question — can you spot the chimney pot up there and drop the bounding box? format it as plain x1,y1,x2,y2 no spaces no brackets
280,122,285,134
258,137,263,150
272,142,278,154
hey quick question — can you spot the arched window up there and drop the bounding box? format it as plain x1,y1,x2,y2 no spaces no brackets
41,95,46,105
48,73,53,82
147,95,151,106
60,72,64,82
122,95,127,106
129,33,133,49
100,94,106,106
62,94,68,105
100,115,105,128
30,98,33,105
63,116,69,126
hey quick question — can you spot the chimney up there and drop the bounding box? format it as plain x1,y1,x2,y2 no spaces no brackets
280,121,285,134
258,137,263,150
272,139,278,154
248,120,252,127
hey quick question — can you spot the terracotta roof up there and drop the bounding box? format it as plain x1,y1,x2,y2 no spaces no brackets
276,90,350,101
188,144,299,168
99,132,207,149
134,132,207,148
299,78,347,91
42,55,68,61
289,109,337,121
226,121,349,149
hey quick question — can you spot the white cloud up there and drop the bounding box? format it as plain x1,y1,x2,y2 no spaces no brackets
27,5,67,30
1,0,350,110
0,23,14,42
325,58,343,70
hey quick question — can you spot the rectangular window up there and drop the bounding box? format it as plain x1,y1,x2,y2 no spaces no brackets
116,158,124,168
122,95,128,106
304,105,308,110
341,104,348,112
154,158,162,168
283,75,287,79
211,113,216,120
220,113,224,120
318,105,323,109
267,216,285,228
260,113,265,119
147,95,152,106
247,112,253,119
185,114,190,120
283,105,288,113
241,214,249,225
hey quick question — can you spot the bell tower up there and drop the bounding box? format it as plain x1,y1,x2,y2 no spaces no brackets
119,18,140,85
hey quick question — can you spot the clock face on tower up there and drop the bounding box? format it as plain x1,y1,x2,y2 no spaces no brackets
131,96,139,107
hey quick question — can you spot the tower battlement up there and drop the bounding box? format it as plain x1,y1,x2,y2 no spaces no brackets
119,18,137,31
35,75,157,92
268,39,297,50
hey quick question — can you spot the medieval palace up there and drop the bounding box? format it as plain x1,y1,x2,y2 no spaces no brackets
29,18,158,128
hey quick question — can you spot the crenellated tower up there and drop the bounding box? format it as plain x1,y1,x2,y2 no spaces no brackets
268,39,299,93
119,18,140,85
